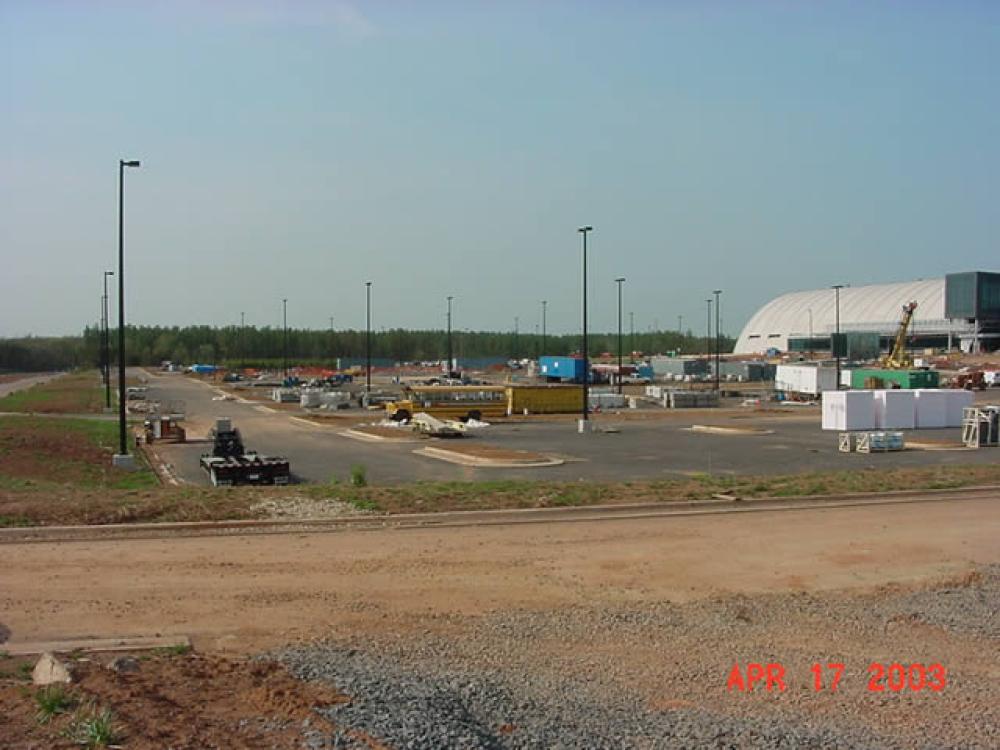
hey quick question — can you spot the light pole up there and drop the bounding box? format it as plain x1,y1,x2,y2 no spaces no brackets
541,300,547,358
446,296,453,378
282,298,288,379
115,159,140,463
807,308,813,358
629,311,635,357
513,316,519,361
615,277,625,394
329,315,335,368
240,311,246,370
705,298,712,354
103,270,114,409
833,285,843,390
713,289,722,393
365,281,372,393
578,226,593,426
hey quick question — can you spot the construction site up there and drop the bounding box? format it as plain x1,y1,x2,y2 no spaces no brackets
3,3,1000,748
2,272,1000,747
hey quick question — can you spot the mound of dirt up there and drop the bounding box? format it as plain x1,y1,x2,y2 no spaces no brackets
0,651,379,749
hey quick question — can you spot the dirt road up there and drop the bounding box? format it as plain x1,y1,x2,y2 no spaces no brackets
0,372,60,399
1,495,995,652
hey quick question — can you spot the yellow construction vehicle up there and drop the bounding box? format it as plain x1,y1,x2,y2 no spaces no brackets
880,301,918,369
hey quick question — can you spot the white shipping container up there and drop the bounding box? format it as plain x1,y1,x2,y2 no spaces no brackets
776,364,838,396
874,390,916,430
840,369,853,388
822,390,877,431
913,389,949,429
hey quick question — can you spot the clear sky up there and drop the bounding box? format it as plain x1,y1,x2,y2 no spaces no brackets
2,1,998,339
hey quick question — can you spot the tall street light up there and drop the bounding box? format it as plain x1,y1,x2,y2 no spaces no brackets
615,277,626,394
446,296,453,378
115,159,140,463
365,281,372,393
282,298,288,379
541,300,547,358
240,311,245,370
103,270,114,409
629,311,634,357
513,316,519,361
578,226,593,427
833,285,844,390
713,289,722,393
330,315,337,367
705,298,712,360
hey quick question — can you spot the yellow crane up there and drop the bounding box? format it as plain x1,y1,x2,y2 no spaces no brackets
880,301,918,369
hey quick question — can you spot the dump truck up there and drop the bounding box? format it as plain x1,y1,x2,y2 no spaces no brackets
200,418,290,486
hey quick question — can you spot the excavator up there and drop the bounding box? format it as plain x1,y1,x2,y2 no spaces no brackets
880,301,918,369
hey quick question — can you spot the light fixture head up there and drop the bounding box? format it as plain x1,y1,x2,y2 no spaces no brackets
121,160,141,168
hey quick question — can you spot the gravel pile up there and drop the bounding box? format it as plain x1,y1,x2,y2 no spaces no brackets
277,566,999,749
251,494,361,520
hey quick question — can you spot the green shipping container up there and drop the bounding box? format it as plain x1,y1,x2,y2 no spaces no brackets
850,369,940,390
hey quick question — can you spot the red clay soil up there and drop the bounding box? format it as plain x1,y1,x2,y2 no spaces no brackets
0,651,381,749
0,425,110,485
352,425,419,439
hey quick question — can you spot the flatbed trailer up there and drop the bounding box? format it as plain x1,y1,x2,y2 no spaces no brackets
200,453,291,486
200,418,291,486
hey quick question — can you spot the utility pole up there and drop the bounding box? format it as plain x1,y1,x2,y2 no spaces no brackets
103,270,114,409
578,226,593,428
705,298,713,373
615,277,625,394
541,300,547,358
115,158,140,463
446,296,453,378
365,281,372,393
282,298,288,379
713,289,722,393
833,285,843,390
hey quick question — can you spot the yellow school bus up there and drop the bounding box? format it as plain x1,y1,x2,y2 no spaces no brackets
385,385,509,421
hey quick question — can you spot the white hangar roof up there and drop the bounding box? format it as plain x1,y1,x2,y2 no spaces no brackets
735,279,947,354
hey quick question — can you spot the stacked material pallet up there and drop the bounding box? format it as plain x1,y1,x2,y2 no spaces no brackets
961,406,1000,448
874,390,916,430
839,431,905,453
664,391,720,409
822,389,974,430
822,391,876,431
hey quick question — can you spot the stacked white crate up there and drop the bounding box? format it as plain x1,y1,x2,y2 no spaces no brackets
874,390,916,430
913,389,948,429
822,391,877,431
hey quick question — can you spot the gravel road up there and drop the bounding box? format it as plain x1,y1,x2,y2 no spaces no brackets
279,565,1000,749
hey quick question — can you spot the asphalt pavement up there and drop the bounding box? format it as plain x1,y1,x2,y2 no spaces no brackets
143,373,994,487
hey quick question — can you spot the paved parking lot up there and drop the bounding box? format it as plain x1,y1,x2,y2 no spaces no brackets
143,373,996,486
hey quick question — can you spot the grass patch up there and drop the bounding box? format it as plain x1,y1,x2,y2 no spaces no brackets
0,371,105,414
0,415,158,491
35,684,76,724
2,464,999,527
154,643,192,657
63,705,120,748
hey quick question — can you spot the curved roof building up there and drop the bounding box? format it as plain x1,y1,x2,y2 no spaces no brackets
734,277,988,354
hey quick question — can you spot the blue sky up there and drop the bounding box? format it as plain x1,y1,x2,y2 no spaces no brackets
2,1,998,338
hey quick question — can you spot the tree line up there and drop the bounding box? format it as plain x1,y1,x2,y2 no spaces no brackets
1,326,735,372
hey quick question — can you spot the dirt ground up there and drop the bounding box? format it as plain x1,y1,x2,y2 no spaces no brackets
1,491,997,747
1,495,995,652
0,650,381,749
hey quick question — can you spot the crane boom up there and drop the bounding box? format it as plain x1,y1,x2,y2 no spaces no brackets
881,301,918,369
